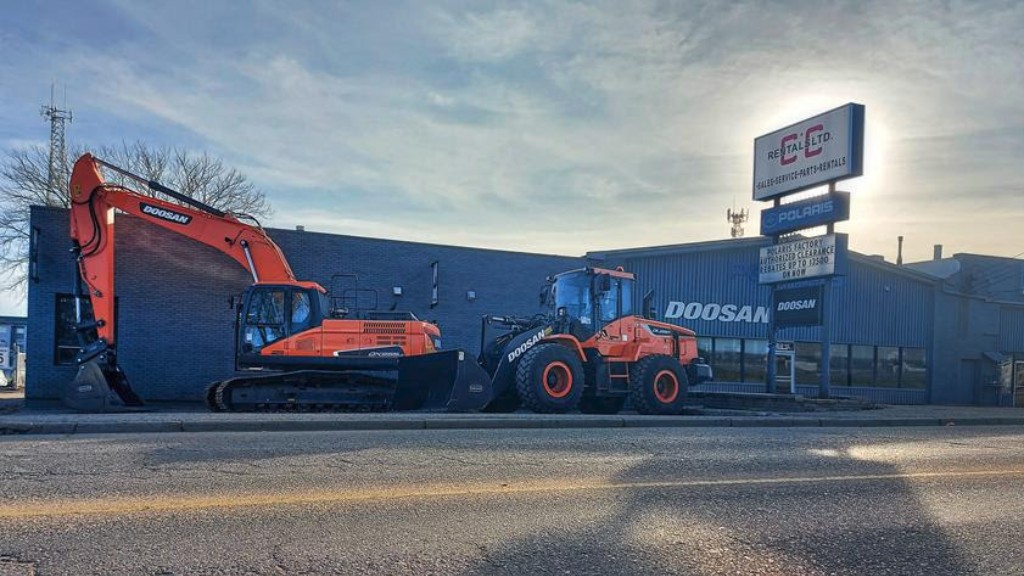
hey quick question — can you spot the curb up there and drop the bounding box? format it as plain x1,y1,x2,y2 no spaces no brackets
1,415,1023,436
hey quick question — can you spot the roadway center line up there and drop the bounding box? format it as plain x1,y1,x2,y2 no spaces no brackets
2,468,1022,520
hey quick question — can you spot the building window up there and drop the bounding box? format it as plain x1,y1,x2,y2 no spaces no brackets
830,344,850,386
54,294,114,366
712,338,742,382
243,289,286,351
743,339,768,383
876,346,900,388
850,345,875,387
795,342,821,386
901,347,927,389
697,337,712,361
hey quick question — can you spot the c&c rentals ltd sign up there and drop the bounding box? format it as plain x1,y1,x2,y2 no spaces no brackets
753,103,865,201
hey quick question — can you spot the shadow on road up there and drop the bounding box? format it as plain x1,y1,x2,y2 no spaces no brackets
445,433,975,576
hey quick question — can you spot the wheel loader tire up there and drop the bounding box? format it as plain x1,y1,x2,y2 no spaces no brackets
578,395,626,415
629,355,688,415
515,343,584,413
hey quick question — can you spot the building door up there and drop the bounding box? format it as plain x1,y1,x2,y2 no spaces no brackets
960,359,982,405
775,342,796,394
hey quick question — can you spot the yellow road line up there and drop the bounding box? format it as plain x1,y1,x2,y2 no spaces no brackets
2,468,1022,520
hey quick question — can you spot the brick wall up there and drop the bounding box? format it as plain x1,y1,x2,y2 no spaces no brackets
27,207,581,402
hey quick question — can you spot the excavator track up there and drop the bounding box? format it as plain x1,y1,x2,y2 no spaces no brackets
204,370,397,412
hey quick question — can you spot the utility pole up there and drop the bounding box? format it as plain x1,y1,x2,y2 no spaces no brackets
40,84,73,204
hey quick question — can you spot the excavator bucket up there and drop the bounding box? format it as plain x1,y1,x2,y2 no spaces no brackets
393,349,494,412
64,360,146,412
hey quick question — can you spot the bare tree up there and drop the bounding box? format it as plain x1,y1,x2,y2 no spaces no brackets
0,141,272,295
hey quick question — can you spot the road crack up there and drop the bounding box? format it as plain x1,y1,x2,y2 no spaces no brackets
0,554,36,576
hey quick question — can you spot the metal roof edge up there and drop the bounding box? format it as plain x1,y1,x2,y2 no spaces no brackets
587,237,770,260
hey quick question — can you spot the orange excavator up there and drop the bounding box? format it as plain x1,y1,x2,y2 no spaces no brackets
64,154,491,412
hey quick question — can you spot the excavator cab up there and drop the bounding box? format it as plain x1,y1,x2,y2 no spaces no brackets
237,284,326,361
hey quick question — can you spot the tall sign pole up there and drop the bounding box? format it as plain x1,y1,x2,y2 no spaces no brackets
753,103,864,399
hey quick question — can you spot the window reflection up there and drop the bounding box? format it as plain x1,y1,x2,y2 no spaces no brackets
712,338,741,382
850,345,875,386
901,348,927,389
830,344,849,387
744,339,768,383
795,342,820,386
877,346,900,388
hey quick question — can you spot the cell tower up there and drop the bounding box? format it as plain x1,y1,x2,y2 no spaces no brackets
40,85,73,203
726,206,748,238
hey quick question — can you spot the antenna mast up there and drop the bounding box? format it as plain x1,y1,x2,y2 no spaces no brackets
40,84,73,204
726,203,749,238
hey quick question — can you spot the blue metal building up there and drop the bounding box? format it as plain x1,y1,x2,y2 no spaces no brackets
589,240,1024,405
24,206,1024,406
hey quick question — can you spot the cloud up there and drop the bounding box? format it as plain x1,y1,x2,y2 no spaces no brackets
433,8,540,62
1,0,1022,299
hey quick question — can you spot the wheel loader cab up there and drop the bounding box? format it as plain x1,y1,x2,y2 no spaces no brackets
550,268,633,340
238,284,328,354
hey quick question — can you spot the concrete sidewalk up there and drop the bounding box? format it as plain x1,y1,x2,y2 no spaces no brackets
2,389,1024,435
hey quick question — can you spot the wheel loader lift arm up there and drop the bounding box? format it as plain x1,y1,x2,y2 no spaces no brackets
68,153,311,349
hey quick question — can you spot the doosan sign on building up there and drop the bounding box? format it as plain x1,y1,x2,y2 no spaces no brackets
665,302,770,324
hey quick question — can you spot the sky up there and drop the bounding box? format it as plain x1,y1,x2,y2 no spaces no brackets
1,0,1022,316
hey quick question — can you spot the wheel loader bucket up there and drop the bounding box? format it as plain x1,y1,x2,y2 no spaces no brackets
393,349,494,412
64,360,146,412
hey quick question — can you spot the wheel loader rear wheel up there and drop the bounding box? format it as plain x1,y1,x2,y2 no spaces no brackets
515,343,584,413
629,355,688,415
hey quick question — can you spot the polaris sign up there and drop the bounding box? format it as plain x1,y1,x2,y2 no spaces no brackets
773,286,823,328
753,103,864,201
760,191,850,236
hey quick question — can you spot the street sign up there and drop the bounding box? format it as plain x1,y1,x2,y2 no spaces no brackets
773,285,824,328
760,191,851,236
758,234,848,284
753,103,865,201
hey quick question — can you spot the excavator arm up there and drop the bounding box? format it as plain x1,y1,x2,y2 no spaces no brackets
65,153,318,409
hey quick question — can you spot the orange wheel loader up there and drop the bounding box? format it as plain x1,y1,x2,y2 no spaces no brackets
472,267,713,415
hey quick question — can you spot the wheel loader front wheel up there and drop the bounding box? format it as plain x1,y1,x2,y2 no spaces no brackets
629,355,688,415
515,343,584,413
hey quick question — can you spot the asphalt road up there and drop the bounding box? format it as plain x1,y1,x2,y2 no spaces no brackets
1,427,1023,575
